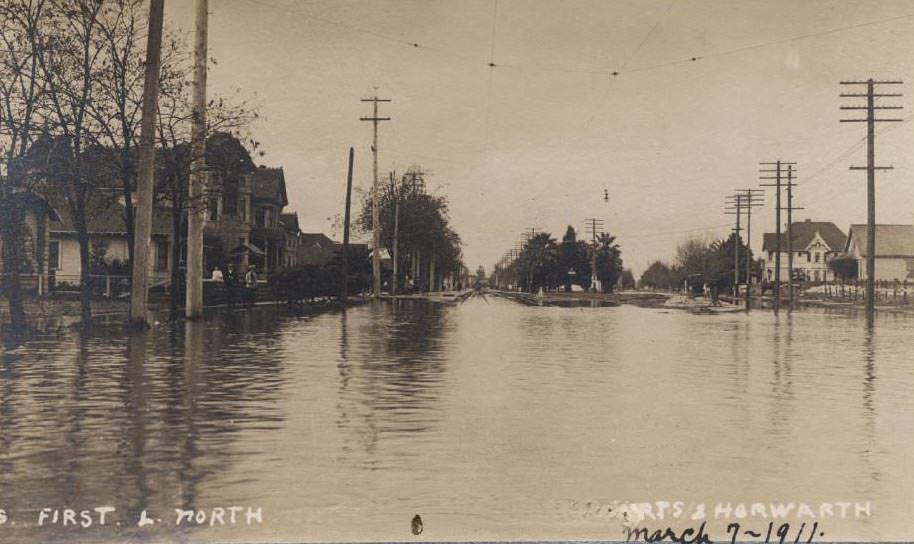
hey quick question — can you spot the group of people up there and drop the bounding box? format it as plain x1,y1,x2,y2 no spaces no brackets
210,264,261,306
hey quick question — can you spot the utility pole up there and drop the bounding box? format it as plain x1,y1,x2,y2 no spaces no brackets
129,0,165,328
731,188,764,310
186,0,208,319
760,161,796,314
360,94,391,297
341,147,354,302
390,171,399,295
522,228,539,292
780,168,803,311
403,168,429,196
724,194,743,299
585,218,604,292
840,78,903,323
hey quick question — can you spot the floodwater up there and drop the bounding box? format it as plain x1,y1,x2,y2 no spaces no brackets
1,297,913,542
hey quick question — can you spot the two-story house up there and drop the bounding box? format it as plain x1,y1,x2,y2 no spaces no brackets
203,168,256,276
250,167,290,275
762,220,847,283
202,165,292,278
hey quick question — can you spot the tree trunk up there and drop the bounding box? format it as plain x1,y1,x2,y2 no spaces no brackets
1,203,29,333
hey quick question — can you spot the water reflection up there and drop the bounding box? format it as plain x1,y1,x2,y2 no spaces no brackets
859,327,879,488
0,300,912,542
768,313,795,440
334,300,449,468
0,312,287,542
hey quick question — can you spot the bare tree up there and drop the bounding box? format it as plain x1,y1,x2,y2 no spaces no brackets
0,0,50,334
29,0,112,325
82,0,145,263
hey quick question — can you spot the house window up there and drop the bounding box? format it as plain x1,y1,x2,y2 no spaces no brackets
156,240,169,272
48,240,61,271
815,252,821,263
238,197,247,222
223,189,237,216
256,207,273,228
207,196,220,221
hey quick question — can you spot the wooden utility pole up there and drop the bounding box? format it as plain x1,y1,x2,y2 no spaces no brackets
840,79,903,323
521,228,539,292
760,161,795,313
781,167,803,311
724,194,743,299
585,218,604,292
341,147,354,301
186,0,208,319
732,188,764,310
360,95,391,297
129,0,165,328
390,171,399,295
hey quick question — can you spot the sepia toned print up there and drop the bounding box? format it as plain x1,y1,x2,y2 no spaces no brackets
1,1,913,542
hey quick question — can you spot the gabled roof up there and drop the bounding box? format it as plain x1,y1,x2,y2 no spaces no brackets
47,192,172,236
279,212,300,232
299,232,336,249
762,221,847,252
251,167,288,206
845,224,914,258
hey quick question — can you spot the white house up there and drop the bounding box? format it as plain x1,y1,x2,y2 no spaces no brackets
762,220,847,283
844,224,914,282
47,193,173,288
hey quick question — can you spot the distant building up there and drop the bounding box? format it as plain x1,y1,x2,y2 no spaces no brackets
762,220,847,283
844,224,914,281
297,233,338,267
279,212,301,268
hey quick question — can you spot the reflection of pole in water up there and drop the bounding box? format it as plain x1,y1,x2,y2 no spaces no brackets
123,332,151,512
859,327,879,486
179,319,204,509
767,313,795,439
338,308,352,389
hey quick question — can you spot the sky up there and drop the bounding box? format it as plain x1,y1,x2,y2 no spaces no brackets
164,0,914,275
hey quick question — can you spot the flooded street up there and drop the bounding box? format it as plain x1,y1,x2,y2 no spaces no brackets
1,297,913,542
